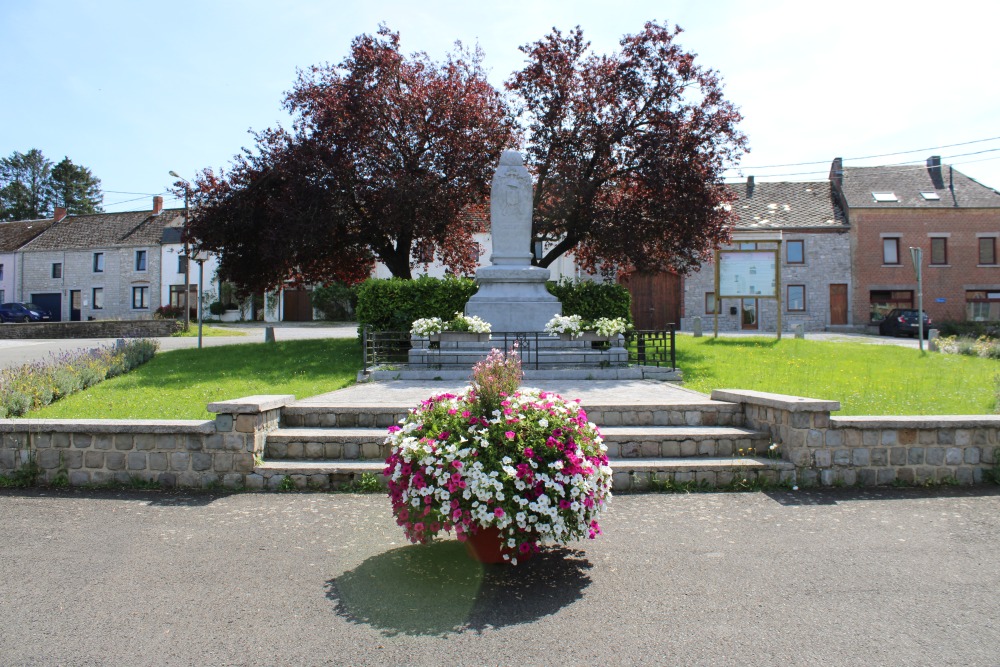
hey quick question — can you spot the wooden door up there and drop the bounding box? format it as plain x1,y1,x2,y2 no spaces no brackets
70,290,82,321
619,272,681,330
830,284,848,325
282,289,314,322
741,299,758,330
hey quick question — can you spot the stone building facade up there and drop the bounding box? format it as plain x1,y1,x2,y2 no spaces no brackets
832,156,1000,326
17,197,181,321
682,179,852,333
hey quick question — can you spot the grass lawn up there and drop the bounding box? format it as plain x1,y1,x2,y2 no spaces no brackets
172,325,247,337
31,338,360,420
25,334,998,420
675,335,998,415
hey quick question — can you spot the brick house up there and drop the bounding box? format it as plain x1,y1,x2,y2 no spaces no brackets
0,216,55,307
18,197,182,321
681,178,851,333
831,156,1000,326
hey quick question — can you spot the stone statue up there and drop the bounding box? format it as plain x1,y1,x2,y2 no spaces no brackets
464,150,561,332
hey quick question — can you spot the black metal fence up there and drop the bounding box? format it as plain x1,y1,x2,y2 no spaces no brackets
362,326,676,372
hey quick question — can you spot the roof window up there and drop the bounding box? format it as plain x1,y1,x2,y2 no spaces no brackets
919,191,941,201
872,192,898,203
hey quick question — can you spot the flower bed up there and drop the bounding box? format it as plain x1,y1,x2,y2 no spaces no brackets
0,339,159,417
383,349,612,564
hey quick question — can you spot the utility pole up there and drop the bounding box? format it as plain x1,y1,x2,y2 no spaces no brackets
910,246,924,353
170,171,191,331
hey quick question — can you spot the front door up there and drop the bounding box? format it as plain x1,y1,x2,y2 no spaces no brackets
619,271,682,329
70,291,82,321
741,299,758,330
830,284,848,325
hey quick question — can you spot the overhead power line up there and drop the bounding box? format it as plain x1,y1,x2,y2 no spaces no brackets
722,154,1000,181
724,135,1000,171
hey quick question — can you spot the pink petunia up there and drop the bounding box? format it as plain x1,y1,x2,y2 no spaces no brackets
494,507,505,517
505,431,515,440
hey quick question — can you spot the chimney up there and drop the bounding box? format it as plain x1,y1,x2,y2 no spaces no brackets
829,157,843,189
153,196,164,214
746,175,755,198
53,207,67,222
926,155,945,189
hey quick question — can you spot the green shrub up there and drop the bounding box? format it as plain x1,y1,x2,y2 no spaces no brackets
356,276,479,332
208,301,227,316
0,339,159,417
312,282,359,321
547,279,632,324
936,320,1000,339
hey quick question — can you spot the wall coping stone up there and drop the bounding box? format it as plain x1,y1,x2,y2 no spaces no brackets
711,389,841,413
833,415,1000,429
207,395,295,415
0,419,215,434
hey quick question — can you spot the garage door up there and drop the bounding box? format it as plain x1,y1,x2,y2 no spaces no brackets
30,293,62,322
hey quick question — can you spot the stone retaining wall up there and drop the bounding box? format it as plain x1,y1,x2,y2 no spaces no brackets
713,389,998,486
0,319,181,339
0,395,291,488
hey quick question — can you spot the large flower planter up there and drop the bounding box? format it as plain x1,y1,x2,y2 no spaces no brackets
465,526,534,565
430,332,491,343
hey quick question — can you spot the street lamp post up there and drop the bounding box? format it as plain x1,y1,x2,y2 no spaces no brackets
169,171,191,331
910,246,925,353
193,251,208,349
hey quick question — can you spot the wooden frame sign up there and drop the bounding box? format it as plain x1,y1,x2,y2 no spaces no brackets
713,244,783,339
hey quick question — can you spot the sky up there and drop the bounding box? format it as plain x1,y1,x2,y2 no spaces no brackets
2,0,999,213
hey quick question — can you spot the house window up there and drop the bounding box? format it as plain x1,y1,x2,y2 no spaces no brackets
135,250,147,271
930,238,947,265
177,255,188,274
0,263,4,280
870,290,913,322
705,292,717,315
967,290,1000,321
92,288,104,310
93,252,104,273
170,284,197,309
980,238,997,265
786,240,804,265
787,285,806,311
0,290,5,303
132,286,149,309
739,242,757,250
882,238,900,265
52,262,62,279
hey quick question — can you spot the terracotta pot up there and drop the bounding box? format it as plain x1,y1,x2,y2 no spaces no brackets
464,526,533,564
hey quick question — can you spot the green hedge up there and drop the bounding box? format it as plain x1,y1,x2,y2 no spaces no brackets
547,280,633,324
356,276,479,332
356,276,633,332
936,319,1000,339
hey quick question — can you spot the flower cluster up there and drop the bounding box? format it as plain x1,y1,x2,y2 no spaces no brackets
544,314,631,337
591,317,630,337
410,312,493,336
544,314,584,336
936,335,1000,359
447,312,491,334
384,388,613,564
410,317,445,336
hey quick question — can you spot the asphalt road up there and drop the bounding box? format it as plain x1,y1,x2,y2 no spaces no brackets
0,322,359,369
0,486,997,666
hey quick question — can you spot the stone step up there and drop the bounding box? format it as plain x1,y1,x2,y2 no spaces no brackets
263,425,770,460
610,457,796,491
281,400,743,428
251,456,794,492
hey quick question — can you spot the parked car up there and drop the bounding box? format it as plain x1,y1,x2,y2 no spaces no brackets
0,302,51,323
878,309,932,338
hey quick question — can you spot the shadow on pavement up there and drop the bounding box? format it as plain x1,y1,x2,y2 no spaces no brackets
326,539,593,636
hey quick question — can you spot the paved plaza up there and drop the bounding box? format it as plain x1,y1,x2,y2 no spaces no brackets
1,486,997,666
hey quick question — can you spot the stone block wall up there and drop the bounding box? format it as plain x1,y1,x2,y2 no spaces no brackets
0,319,181,339
713,389,998,486
0,395,292,488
